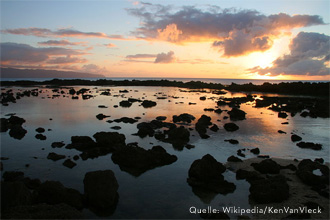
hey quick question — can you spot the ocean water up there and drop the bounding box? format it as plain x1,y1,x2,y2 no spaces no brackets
1,85,329,218
1,77,328,85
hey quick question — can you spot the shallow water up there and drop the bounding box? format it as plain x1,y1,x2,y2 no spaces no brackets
1,86,329,219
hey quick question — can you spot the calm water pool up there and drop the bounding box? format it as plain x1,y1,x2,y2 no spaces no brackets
1,86,329,219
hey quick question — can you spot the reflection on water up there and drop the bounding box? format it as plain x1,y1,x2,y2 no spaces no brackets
1,86,329,219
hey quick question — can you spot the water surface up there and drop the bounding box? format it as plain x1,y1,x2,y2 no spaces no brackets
1,86,329,219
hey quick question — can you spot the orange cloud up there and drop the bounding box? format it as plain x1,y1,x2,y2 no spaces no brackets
157,24,182,42
127,4,325,56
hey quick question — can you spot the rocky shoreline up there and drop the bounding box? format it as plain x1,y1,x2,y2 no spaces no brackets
2,156,328,219
1,79,329,97
226,157,329,219
0,83,329,219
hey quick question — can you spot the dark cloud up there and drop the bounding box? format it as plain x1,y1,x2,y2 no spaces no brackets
124,51,175,63
155,51,175,63
1,28,133,40
0,42,87,68
104,43,117,48
81,64,108,74
126,54,157,59
46,56,87,64
38,40,87,46
127,4,325,56
248,32,330,76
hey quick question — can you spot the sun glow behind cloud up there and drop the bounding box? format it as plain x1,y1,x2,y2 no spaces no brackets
0,0,329,80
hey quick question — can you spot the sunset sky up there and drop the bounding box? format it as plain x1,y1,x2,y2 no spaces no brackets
1,0,329,80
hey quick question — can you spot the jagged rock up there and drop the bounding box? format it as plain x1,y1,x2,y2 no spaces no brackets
8,115,26,126
224,123,239,132
296,159,329,197
110,126,121,130
100,91,111,96
98,105,108,108
66,136,96,151
2,203,83,219
119,100,132,107
9,125,27,140
185,144,195,149
51,141,65,148
249,175,289,203
300,111,309,117
3,171,25,182
210,124,219,132
82,94,93,100
0,118,9,132
236,169,263,182
35,127,45,133
214,109,223,114
156,116,167,121
47,152,66,161
291,134,302,142
128,98,141,103
93,132,126,151
314,158,324,164
278,130,286,134
217,100,227,106
35,134,47,140
224,139,239,144
66,133,125,160
237,149,245,157
96,113,110,120
141,100,157,108
195,115,212,138
36,181,83,209
258,155,270,159
69,88,76,95
1,181,32,210
296,142,322,150
228,108,246,120
23,177,41,190
200,97,206,100
112,145,177,176
113,117,138,124
278,112,288,118
280,164,297,171
63,159,76,169
173,113,195,123
250,148,260,154
187,154,235,194
166,126,190,149
136,122,155,138
251,159,281,174
227,155,243,162
84,170,119,209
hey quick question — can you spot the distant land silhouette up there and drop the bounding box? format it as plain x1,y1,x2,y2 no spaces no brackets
0,67,105,78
